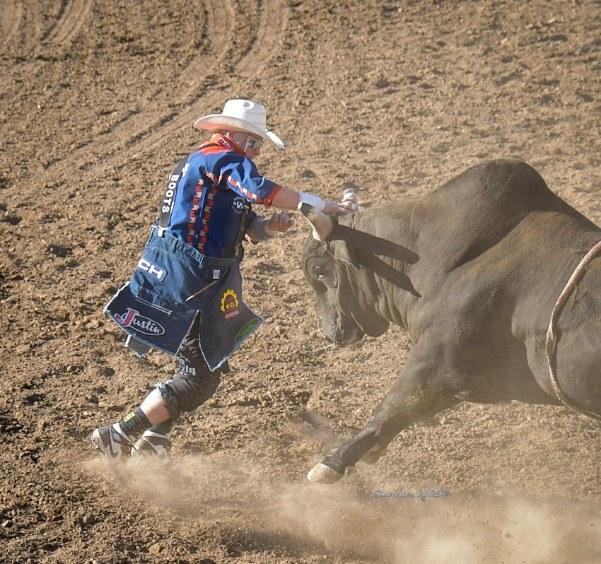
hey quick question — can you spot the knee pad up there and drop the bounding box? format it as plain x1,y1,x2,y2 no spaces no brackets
156,366,222,418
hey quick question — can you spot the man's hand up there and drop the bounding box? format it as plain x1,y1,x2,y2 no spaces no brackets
265,212,293,235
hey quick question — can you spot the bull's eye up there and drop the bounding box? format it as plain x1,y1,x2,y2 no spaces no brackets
311,263,337,287
304,257,337,288
312,265,326,280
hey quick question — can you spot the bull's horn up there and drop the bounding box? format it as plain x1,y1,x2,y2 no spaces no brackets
300,206,335,241
341,186,360,212
342,187,358,204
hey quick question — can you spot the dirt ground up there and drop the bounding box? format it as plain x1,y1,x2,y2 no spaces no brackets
1,0,601,562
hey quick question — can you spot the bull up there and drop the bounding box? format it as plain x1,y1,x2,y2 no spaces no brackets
300,159,601,483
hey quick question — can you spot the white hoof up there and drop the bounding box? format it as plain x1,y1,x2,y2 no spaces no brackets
307,462,344,483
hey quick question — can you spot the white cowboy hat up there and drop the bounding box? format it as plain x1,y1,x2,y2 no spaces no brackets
193,99,285,149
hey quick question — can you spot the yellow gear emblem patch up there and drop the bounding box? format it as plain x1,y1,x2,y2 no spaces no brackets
220,288,240,319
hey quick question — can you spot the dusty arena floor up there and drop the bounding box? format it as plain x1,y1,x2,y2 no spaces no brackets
2,1,601,562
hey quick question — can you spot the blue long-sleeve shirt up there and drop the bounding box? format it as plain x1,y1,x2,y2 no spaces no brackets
162,133,281,257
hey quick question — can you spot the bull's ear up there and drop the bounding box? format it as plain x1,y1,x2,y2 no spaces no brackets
299,205,335,241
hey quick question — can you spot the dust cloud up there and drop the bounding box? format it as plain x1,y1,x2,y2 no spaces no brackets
83,454,601,563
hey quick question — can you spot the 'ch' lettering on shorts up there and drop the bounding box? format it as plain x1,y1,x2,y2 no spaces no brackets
137,257,167,281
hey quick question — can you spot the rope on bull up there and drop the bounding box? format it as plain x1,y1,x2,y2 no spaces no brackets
545,239,601,420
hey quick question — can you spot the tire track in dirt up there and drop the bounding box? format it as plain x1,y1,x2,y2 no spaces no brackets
118,0,290,160
237,0,289,76
42,0,93,46
172,0,234,94
44,0,237,181
8,0,42,57
116,0,240,156
0,1,23,51
46,1,154,170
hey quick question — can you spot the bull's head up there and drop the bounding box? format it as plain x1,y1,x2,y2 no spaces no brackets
300,191,391,346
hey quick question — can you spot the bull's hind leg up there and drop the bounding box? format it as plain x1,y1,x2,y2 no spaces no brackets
307,339,460,483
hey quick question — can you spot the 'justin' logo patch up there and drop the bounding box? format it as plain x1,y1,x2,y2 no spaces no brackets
114,308,165,335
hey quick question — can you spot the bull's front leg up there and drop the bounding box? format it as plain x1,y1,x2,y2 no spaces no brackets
307,340,460,483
